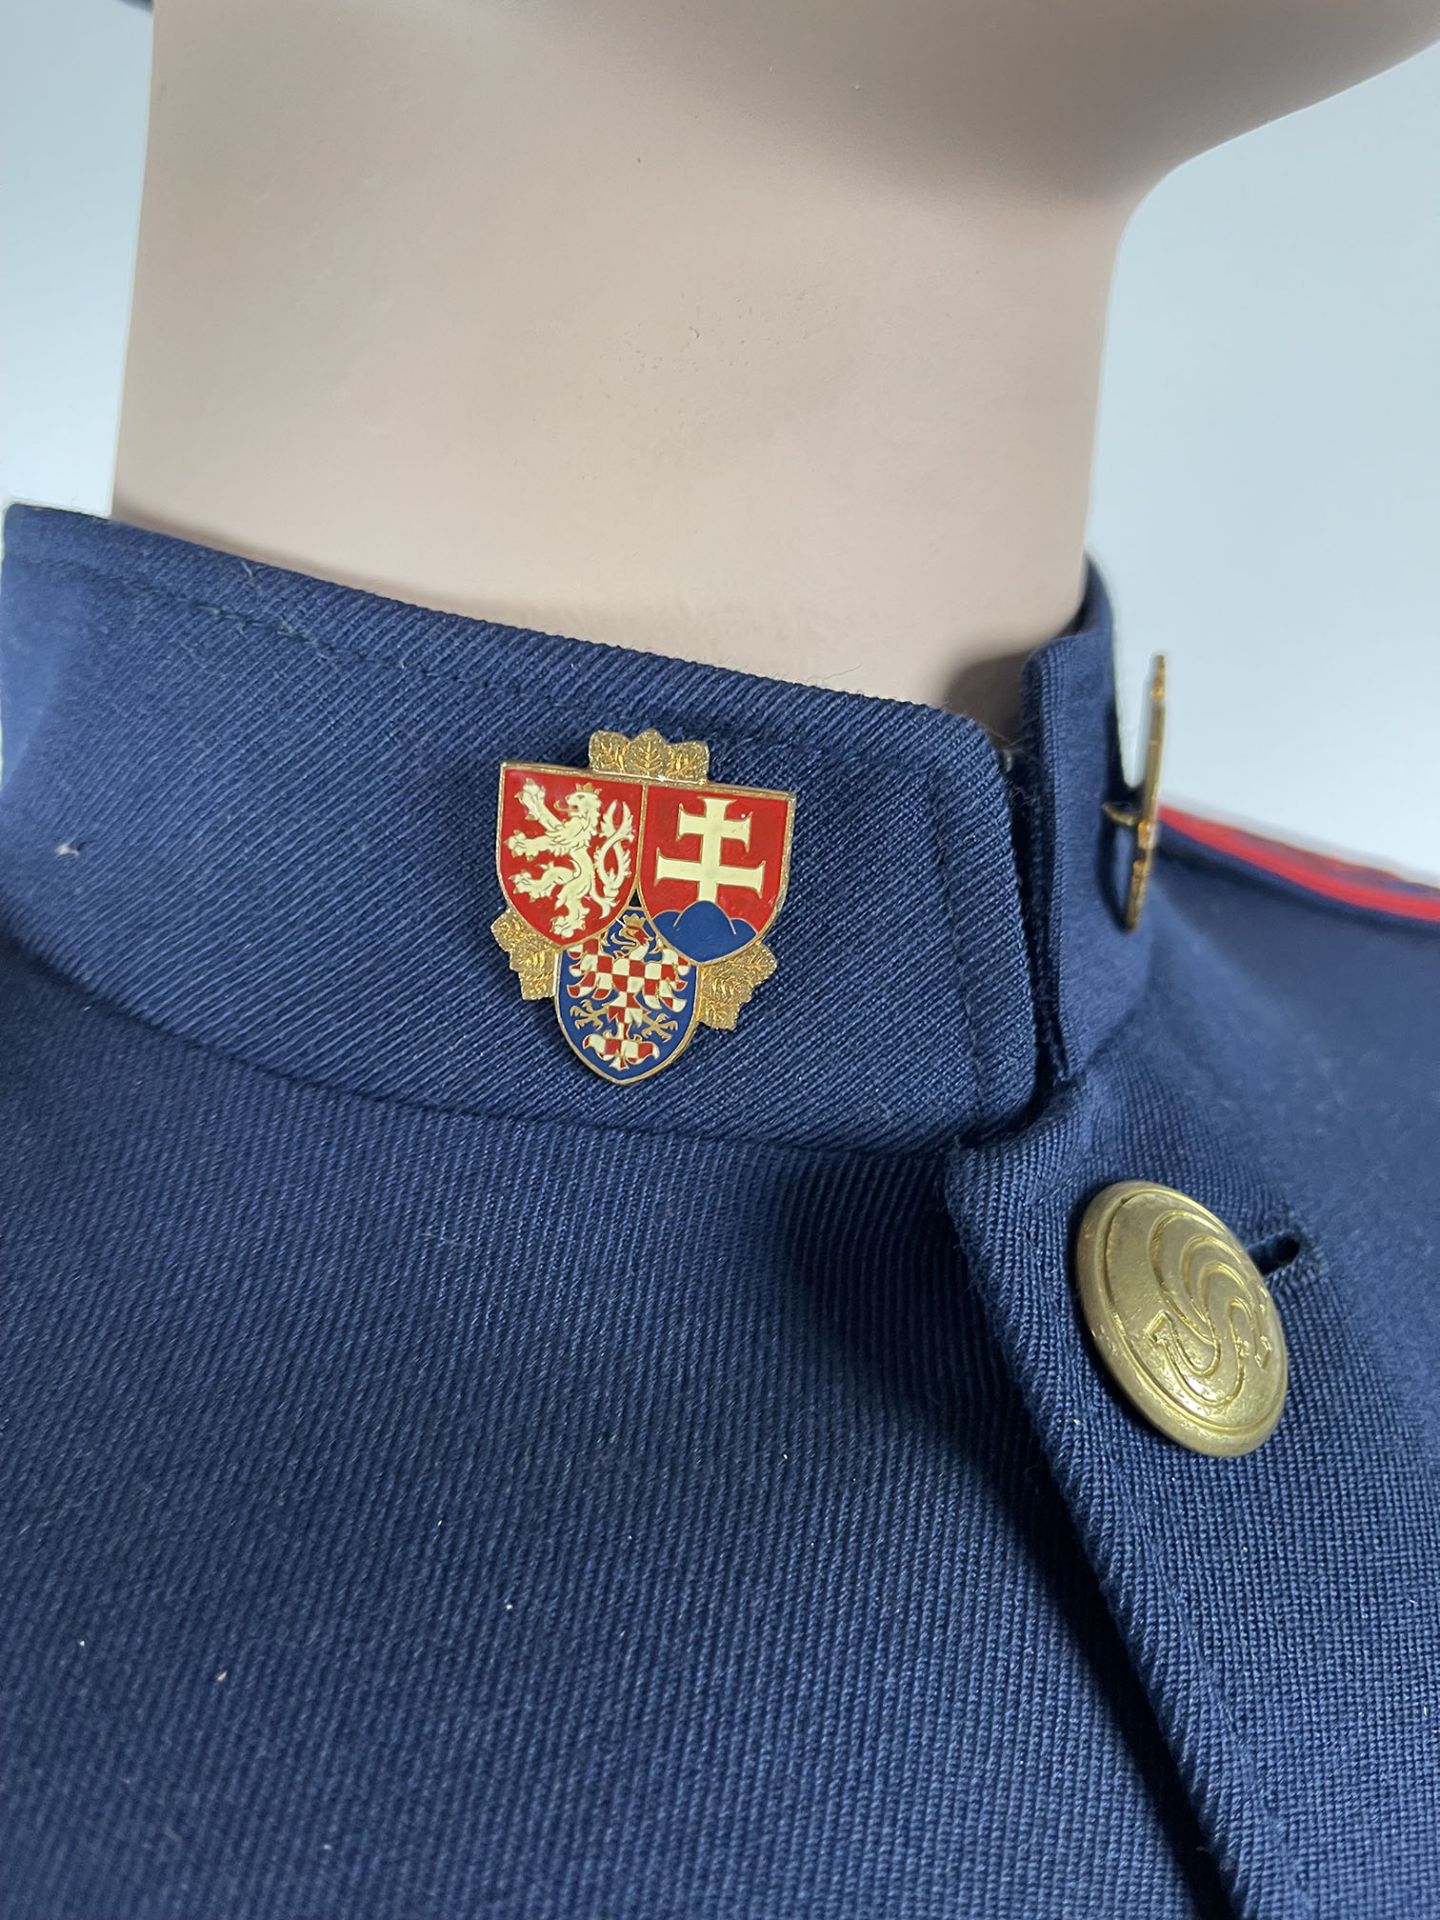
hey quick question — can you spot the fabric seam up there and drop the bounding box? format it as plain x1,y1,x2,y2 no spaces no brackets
1159,836,1440,939
7,551,990,781
925,771,983,1101
1006,1183,1317,1918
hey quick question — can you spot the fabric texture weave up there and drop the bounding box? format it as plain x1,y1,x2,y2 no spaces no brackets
1,505,1437,1919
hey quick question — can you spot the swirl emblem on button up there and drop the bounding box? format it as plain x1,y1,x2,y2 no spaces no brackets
1076,1182,1288,1456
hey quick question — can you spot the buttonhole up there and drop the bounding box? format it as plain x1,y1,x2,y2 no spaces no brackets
1247,1228,1305,1279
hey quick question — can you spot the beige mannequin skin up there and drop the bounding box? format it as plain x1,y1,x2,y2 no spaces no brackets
113,0,1440,737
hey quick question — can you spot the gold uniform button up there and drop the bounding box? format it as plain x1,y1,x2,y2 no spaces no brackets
1075,1181,1288,1457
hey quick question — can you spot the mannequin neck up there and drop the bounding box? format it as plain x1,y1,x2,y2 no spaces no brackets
114,4,1134,734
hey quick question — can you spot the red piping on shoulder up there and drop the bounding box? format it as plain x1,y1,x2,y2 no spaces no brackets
1159,806,1440,926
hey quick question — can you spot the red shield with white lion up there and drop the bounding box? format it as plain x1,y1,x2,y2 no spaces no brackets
496,762,646,946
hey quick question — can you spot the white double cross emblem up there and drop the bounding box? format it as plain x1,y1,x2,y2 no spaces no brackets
653,796,765,903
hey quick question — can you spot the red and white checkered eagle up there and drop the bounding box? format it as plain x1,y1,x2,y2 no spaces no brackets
566,910,693,1073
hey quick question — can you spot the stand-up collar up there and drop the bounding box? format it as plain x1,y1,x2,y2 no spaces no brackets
0,504,1151,1151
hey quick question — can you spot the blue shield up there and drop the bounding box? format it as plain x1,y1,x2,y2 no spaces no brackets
555,908,700,1084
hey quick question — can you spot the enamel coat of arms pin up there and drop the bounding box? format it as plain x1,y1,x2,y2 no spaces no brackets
492,729,795,1084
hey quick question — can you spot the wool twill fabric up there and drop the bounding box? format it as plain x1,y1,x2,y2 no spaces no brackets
1,504,1437,1919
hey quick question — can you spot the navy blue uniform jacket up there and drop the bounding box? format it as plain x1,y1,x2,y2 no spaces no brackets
2,504,1438,1918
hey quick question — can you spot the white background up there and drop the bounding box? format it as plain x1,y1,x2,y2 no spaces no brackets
3,0,1437,877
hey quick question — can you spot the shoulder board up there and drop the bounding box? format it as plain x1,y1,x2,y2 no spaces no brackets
1159,806,1440,927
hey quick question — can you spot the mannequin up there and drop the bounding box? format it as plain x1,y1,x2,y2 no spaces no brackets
113,0,1440,731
